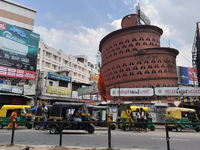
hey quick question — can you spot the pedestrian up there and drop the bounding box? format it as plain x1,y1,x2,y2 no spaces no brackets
16,111,21,126
140,108,145,132
39,104,48,131
125,106,133,131
7,109,18,130
143,111,148,133
136,108,142,132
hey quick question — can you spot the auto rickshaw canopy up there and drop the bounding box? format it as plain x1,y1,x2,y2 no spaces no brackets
166,107,196,119
130,106,148,112
0,105,31,117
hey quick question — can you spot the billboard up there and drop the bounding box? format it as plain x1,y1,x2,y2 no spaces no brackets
155,87,200,96
48,72,71,82
47,85,71,95
177,66,198,86
90,74,99,82
0,21,40,80
110,88,154,96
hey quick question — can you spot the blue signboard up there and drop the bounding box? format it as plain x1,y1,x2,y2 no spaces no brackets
48,72,71,82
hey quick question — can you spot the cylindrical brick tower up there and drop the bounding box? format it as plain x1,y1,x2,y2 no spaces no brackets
99,14,179,101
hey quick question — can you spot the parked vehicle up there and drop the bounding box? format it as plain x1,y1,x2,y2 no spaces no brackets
166,107,200,132
87,105,116,130
118,105,155,131
34,105,52,130
47,102,95,134
0,105,33,129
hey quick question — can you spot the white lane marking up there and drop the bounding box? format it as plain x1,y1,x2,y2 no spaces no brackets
151,138,190,141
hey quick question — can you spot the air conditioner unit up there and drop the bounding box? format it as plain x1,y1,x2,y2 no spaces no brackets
0,37,28,55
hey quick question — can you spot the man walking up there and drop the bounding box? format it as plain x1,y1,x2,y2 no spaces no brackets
39,104,48,131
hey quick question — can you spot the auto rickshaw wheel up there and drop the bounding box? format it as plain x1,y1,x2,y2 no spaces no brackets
50,126,57,134
118,120,122,129
176,126,182,132
150,126,155,131
27,124,32,129
195,127,200,132
35,124,40,130
88,126,95,134
111,125,116,130
0,124,3,129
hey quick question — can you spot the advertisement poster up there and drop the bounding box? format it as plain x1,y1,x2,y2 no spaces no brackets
90,74,99,82
188,67,198,85
177,66,189,85
0,21,40,80
110,88,154,96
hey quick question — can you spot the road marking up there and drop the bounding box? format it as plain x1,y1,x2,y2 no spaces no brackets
151,138,190,141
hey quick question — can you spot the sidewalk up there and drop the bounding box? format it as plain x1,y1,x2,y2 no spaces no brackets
0,144,148,150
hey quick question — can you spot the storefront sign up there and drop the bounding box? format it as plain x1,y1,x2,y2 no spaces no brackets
155,87,200,96
110,88,154,96
23,85,36,95
47,85,71,95
0,84,11,92
91,74,99,82
12,86,23,94
48,72,71,82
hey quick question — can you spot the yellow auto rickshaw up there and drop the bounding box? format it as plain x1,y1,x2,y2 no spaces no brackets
118,105,155,131
0,105,33,129
166,107,200,132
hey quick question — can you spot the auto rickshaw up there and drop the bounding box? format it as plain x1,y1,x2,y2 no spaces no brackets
47,102,95,134
118,105,155,131
34,105,52,130
0,105,33,129
166,107,200,132
87,105,116,130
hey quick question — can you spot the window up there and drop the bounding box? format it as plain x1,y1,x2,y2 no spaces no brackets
46,52,51,58
52,64,57,70
53,55,57,60
45,62,50,68
49,81,53,86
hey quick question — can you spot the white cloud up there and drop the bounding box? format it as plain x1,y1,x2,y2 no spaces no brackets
34,19,121,64
107,14,112,19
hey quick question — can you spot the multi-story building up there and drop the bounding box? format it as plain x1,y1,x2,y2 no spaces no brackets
0,0,38,106
37,39,99,104
0,0,37,31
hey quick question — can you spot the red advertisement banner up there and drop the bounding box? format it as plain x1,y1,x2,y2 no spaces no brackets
0,65,36,80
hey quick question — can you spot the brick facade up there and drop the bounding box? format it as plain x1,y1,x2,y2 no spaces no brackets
99,14,179,101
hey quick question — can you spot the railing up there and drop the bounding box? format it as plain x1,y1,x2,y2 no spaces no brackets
0,120,200,150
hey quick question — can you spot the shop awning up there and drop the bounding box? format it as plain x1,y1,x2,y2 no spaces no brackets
39,95,76,102
0,93,33,100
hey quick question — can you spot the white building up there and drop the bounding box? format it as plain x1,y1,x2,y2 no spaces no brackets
37,39,99,104
0,0,37,31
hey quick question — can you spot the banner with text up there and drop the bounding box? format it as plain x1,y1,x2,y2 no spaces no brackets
110,88,154,96
47,85,71,95
0,21,40,80
155,87,200,96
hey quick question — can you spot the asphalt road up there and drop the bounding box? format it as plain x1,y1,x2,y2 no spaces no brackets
0,126,200,150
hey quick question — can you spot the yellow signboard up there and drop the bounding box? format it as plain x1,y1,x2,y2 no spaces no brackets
47,86,71,95
91,74,99,82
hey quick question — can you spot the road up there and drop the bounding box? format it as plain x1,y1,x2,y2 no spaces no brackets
0,126,200,150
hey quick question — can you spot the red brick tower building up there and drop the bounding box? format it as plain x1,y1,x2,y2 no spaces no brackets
99,14,179,102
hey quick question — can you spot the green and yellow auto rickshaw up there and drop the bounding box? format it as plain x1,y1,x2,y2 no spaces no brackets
166,107,200,132
47,102,95,134
118,105,155,131
87,105,116,130
0,105,33,129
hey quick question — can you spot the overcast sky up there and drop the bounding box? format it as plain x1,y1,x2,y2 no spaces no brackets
13,0,200,67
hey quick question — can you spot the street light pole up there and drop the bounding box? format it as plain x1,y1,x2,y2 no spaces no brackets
118,78,121,105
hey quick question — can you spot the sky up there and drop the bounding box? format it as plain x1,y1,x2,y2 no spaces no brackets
13,0,200,67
